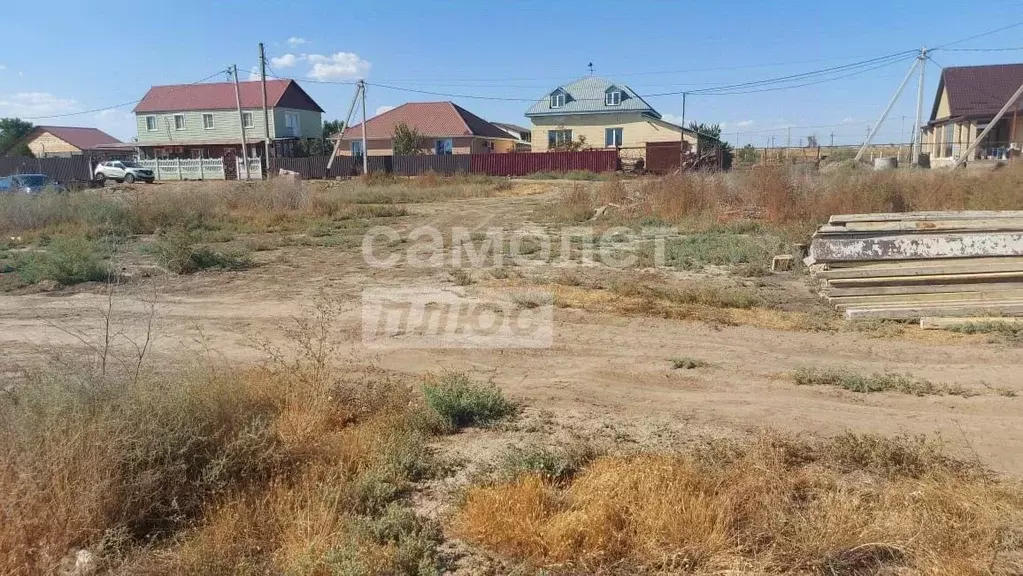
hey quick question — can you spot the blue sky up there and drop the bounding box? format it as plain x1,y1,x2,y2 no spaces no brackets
2,0,1022,145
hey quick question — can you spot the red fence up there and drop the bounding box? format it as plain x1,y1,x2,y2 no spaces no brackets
270,151,619,179
470,150,619,176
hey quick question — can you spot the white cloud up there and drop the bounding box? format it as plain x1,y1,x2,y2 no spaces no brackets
287,37,307,46
840,116,855,124
17,71,23,78
271,53,300,68
735,120,754,128
248,66,261,81
661,113,683,126
0,64,5,70
306,52,370,80
375,105,395,116
0,92,78,118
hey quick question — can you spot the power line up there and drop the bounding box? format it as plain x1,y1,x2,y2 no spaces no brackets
942,46,1023,52
22,70,230,121
932,19,1023,50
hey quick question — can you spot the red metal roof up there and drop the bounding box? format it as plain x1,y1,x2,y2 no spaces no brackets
133,79,324,114
339,102,513,140
33,125,122,150
931,63,1023,122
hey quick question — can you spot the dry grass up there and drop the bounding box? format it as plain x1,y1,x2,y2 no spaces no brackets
452,432,1023,575
792,367,977,397
551,163,1023,236
0,299,465,575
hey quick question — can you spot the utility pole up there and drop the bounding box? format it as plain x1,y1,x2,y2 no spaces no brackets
913,46,927,166
679,92,687,168
830,131,835,147
259,43,271,164
231,64,250,180
325,82,364,170
786,126,791,147
855,56,920,163
360,79,368,175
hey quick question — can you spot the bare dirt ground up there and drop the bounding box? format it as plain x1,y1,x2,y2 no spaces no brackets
2,180,1021,478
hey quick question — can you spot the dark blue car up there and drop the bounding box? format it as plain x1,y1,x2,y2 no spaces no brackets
0,174,66,194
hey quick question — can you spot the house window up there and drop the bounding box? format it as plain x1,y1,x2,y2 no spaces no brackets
943,122,955,158
551,93,565,108
605,128,623,147
174,114,185,130
145,116,157,131
351,140,364,156
242,112,254,129
285,112,300,136
435,139,453,155
548,129,572,148
605,91,622,106
191,149,205,159
202,113,215,130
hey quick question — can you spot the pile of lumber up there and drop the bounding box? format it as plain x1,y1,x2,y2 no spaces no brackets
806,211,1023,322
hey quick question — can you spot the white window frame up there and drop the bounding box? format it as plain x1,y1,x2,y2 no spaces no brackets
551,93,565,108
605,91,622,106
190,148,205,159
605,127,623,147
242,111,254,129
173,114,186,131
145,115,157,131
202,113,215,130
285,112,300,136
351,140,364,156
548,129,572,148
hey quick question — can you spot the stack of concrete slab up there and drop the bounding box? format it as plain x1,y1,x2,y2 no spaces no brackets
806,211,1023,321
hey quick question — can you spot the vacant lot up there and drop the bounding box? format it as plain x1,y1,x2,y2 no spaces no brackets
1,168,1022,574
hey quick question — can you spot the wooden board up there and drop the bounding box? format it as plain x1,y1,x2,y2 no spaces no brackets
825,272,1023,288
920,317,1022,329
830,292,1023,310
828,210,1023,225
845,303,1023,320
810,232,1023,262
823,282,1023,297
818,218,1023,234
822,256,1023,270
817,260,1023,280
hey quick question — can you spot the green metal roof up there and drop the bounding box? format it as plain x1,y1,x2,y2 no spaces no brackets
525,76,660,118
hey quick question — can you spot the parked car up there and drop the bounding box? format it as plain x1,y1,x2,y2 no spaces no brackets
0,174,66,194
94,160,155,184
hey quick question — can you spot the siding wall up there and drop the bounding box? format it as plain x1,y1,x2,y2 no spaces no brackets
529,112,696,153
271,107,323,139
136,107,321,143
25,132,81,157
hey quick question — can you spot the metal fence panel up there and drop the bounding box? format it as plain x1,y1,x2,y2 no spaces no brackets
469,151,618,176
0,156,93,183
393,154,471,176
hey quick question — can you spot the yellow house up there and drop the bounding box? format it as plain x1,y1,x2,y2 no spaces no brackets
9,125,122,158
525,76,697,161
921,63,1023,166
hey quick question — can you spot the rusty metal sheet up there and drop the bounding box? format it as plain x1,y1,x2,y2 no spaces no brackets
810,232,1023,262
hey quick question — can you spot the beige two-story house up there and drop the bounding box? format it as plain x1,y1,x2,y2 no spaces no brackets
133,79,324,159
525,76,696,159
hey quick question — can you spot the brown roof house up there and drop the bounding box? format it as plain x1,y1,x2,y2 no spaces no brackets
922,63,1023,166
132,79,324,159
11,125,122,157
336,102,517,156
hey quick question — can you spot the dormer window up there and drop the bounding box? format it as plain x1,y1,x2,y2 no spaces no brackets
551,92,566,108
605,90,622,106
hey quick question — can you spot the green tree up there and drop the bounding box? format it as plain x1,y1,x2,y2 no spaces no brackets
322,119,343,139
0,118,34,157
687,122,733,169
392,122,424,155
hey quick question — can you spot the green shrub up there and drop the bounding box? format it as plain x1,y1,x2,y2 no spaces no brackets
422,372,514,431
792,367,974,397
16,237,109,285
499,443,599,483
152,228,252,274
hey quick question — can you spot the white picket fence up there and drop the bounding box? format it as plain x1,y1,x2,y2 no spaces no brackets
137,157,263,181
